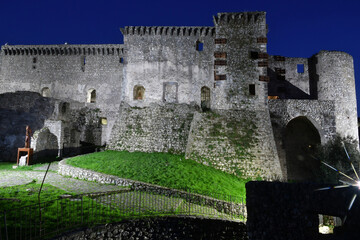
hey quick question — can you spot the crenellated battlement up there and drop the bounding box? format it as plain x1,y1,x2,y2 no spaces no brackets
1,44,124,56
121,26,215,37
213,12,266,25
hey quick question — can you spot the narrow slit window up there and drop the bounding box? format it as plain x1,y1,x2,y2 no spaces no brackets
196,41,203,51
81,56,86,71
297,64,304,73
32,57,37,63
249,84,256,95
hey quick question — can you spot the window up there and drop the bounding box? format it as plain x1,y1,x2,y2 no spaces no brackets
33,57,37,63
249,84,256,95
196,41,203,51
133,85,145,100
201,86,210,111
250,51,258,59
87,89,96,103
100,117,108,125
41,87,50,97
61,103,69,114
297,64,304,73
81,56,86,71
120,57,124,63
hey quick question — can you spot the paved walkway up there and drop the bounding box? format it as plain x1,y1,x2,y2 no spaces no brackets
0,162,125,194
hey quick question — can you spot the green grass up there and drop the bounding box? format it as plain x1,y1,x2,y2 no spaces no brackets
0,162,54,171
0,182,124,239
0,181,71,211
66,151,249,200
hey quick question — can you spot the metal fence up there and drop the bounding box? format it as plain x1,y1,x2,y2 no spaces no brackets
0,188,246,240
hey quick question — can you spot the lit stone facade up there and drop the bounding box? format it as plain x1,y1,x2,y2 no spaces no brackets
0,12,357,180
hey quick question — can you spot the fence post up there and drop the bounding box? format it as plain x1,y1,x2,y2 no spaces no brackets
81,196,83,225
138,191,141,215
188,189,191,216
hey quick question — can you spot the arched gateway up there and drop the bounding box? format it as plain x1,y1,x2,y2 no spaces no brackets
285,117,321,181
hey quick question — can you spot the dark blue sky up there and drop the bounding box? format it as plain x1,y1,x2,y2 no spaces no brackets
1,0,360,113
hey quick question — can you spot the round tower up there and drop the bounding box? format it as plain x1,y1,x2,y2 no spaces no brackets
316,51,358,141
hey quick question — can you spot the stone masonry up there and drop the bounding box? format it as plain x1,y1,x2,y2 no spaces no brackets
0,12,358,180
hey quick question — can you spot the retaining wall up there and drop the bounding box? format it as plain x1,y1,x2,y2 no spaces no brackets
54,216,248,240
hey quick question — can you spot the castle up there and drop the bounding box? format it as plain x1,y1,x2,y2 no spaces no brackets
0,12,358,181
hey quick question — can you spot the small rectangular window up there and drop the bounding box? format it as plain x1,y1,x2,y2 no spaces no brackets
250,51,258,59
32,57,37,63
249,84,255,95
120,57,124,63
196,41,203,51
297,64,304,73
100,118,108,125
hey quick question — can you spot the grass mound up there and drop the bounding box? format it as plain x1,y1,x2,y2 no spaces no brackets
66,151,248,200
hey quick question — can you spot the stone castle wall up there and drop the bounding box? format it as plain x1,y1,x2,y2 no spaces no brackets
0,12,358,180
315,51,358,141
213,12,268,110
0,44,124,144
122,26,215,108
108,103,196,153
185,109,281,179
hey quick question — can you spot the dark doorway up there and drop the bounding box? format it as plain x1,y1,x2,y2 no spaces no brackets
285,117,321,181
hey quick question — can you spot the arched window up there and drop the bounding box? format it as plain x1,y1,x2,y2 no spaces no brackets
133,85,145,100
87,89,96,103
41,87,50,97
201,86,210,111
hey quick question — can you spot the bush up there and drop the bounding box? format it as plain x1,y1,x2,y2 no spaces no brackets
315,135,360,184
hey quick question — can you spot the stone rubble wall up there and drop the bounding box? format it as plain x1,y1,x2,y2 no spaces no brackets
185,109,282,179
54,216,248,240
107,103,196,154
58,159,246,216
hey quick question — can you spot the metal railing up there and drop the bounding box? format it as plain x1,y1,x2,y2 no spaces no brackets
0,188,246,240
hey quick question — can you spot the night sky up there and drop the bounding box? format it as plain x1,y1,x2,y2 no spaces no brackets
1,0,360,114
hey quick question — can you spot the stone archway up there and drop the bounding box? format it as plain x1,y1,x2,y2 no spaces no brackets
285,116,321,181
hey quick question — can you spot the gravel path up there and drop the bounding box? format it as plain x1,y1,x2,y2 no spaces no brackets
0,164,126,194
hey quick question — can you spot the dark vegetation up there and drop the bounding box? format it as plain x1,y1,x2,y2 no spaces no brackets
315,135,360,184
